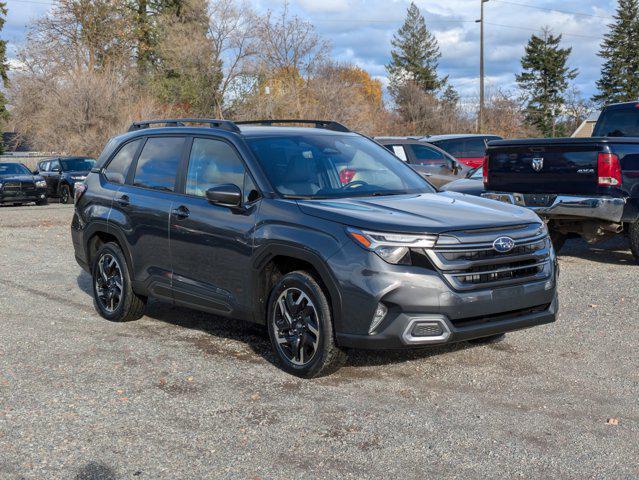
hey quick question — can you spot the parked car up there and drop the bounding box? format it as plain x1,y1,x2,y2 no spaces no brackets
483,101,639,259
423,134,503,168
440,167,485,196
375,137,470,187
72,118,558,378
0,162,48,206
37,156,96,204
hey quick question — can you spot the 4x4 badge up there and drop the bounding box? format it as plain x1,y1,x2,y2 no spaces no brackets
532,157,544,172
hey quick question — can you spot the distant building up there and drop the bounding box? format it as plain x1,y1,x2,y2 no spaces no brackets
571,111,600,138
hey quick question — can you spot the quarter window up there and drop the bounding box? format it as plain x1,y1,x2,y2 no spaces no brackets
133,137,185,191
185,138,246,197
391,145,408,161
104,139,141,184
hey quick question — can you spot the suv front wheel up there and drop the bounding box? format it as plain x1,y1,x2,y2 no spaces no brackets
267,271,347,378
91,242,146,322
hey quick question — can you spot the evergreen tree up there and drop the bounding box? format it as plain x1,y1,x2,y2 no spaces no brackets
0,2,8,154
593,0,639,105
516,28,578,137
386,2,446,98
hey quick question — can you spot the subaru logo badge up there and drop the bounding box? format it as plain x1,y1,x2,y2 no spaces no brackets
493,236,515,253
532,157,544,172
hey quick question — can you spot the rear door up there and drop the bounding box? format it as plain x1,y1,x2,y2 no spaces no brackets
169,136,260,317
487,142,603,194
116,135,186,300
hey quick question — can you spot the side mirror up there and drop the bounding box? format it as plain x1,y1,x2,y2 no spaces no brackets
205,184,242,208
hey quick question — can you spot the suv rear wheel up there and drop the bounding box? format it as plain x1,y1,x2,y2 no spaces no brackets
92,242,146,322
267,271,347,378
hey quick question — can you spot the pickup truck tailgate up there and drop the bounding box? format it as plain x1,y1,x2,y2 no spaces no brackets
487,141,602,195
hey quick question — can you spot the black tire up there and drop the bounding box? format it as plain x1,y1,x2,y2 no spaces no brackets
59,184,72,204
91,242,146,322
36,198,48,206
468,333,506,344
267,271,347,378
549,230,567,253
629,220,639,264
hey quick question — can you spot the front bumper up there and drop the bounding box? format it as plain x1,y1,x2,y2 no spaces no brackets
482,192,626,223
0,190,47,204
337,294,557,349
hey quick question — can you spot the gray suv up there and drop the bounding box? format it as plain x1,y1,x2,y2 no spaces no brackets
72,119,558,378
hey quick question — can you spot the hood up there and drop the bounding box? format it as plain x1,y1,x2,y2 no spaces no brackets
296,192,539,234
0,174,40,183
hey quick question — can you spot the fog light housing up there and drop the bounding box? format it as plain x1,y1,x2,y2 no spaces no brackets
369,303,388,334
411,322,444,337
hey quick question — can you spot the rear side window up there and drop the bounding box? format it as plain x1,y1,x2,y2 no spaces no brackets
105,139,142,184
436,139,465,158
133,137,185,191
410,144,446,165
465,138,488,157
39,161,49,172
50,160,61,172
185,138,246,196
390,145,408,161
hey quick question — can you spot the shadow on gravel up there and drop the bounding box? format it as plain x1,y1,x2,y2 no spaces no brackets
74,462,117,480
75,271,481,372
560,237,636,266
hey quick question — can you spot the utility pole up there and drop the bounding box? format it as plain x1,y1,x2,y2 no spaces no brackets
476,0,489,133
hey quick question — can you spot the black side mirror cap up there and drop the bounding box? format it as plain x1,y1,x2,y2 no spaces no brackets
205,184,242,207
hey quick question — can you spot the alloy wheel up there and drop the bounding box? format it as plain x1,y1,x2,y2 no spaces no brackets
95,253,124,313
272,288,320,366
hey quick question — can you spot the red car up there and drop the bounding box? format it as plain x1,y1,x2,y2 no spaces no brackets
422,134,502,169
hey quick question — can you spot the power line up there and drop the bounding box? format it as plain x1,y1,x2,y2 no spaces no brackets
484,21,602,40
491,0,614,21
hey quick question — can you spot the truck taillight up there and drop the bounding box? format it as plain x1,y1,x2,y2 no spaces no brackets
482,155,489,184
597,153,622,187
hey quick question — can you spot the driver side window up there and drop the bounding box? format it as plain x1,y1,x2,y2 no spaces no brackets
186,138,247,198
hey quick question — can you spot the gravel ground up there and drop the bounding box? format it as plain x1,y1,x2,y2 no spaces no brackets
0,203,637,479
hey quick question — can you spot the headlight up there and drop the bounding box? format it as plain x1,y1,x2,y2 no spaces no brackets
347,227,437,264
35,180,47,188
537,222,549,237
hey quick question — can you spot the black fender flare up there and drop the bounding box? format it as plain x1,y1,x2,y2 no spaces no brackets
252,243,343,328
83,221,134,275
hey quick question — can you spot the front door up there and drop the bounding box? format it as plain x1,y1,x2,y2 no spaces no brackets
44,159,62,196
170,136,260,318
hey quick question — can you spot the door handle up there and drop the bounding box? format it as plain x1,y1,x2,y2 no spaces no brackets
172,205,190,219
116,194,130,207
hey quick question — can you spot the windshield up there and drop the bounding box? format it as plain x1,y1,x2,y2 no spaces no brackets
0,163,31,176
246,134,435,199
60,158,95,171
593,107,639,137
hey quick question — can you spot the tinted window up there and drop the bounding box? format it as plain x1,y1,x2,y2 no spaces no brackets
247,134,434,198
60,158,96,172
39,161,49,172
410,144,446,166
593,107,639,137
50,160,61,172
465,138,488,157
436,139,465,157
186,138,245,196
0,163,31,176
105,140,141,184
133,137,185,191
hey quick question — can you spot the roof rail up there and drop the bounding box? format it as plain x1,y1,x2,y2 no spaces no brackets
127,118,241,133
235,119,350,133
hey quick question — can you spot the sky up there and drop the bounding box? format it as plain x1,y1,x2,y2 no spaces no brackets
3,0,619,102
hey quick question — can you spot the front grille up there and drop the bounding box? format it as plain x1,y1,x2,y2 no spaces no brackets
451,303,551,328
2,181,21,191
424,225,552,291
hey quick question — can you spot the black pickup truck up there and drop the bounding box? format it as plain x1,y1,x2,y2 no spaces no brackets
483,101,639,261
